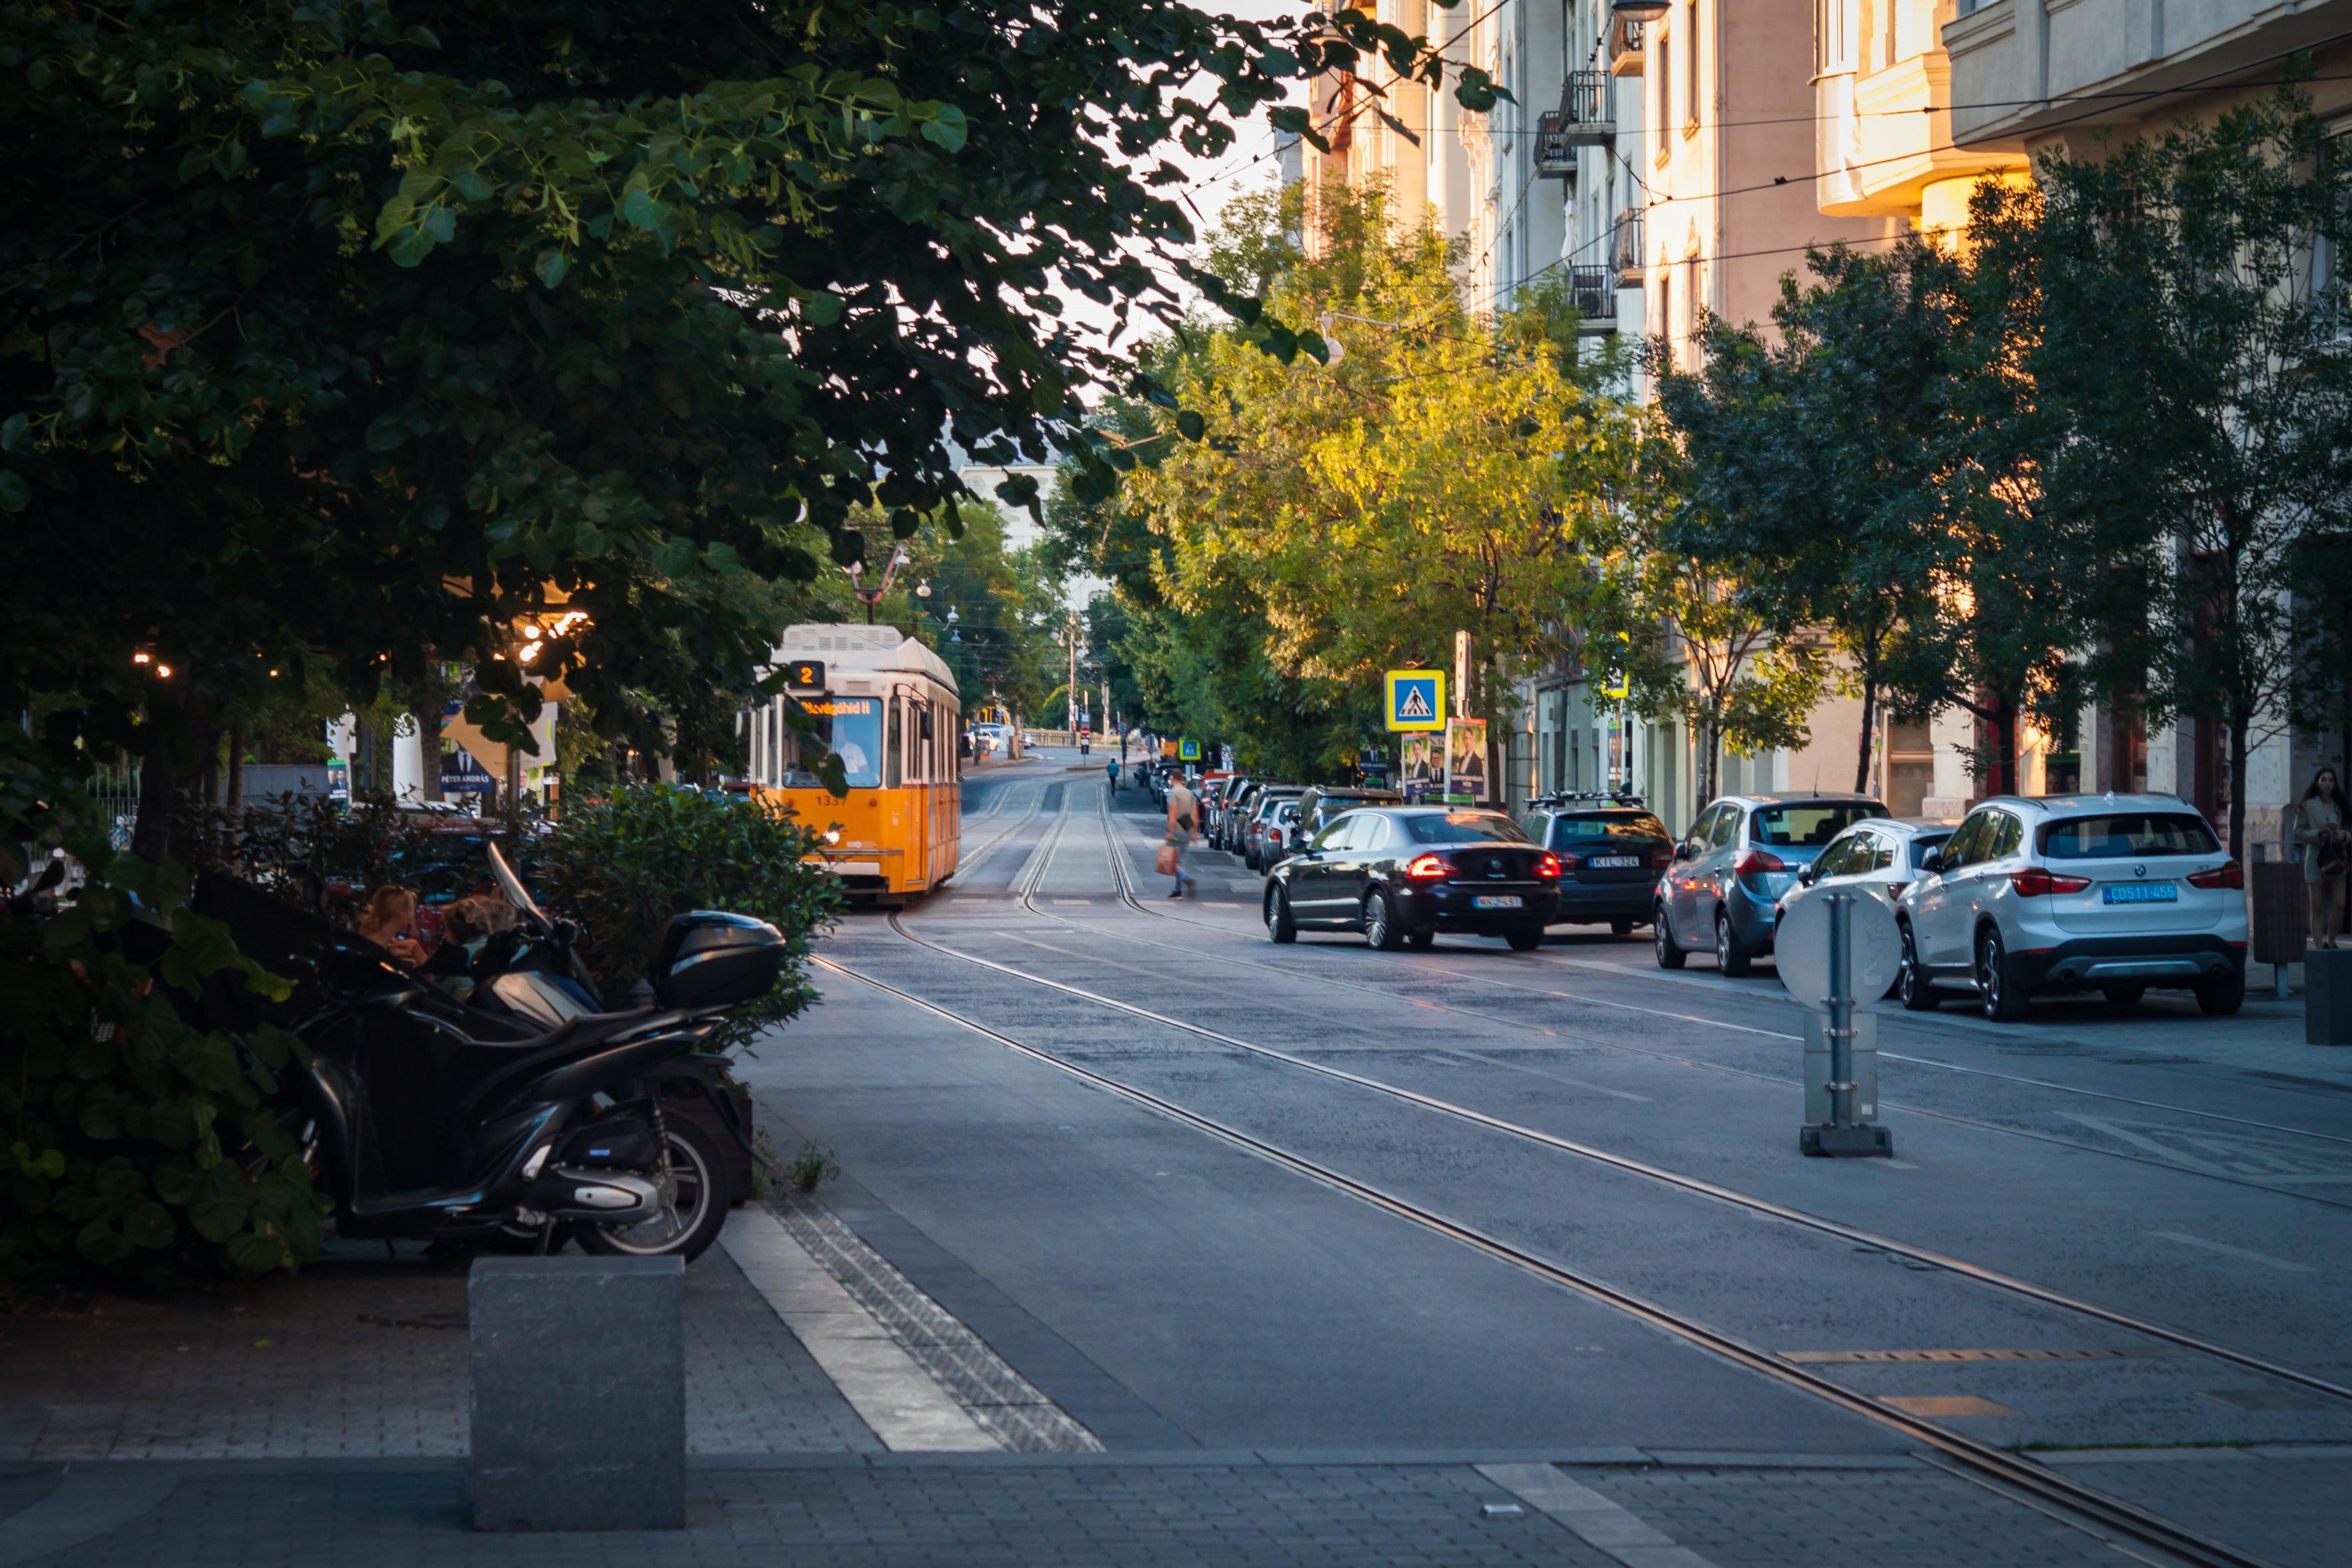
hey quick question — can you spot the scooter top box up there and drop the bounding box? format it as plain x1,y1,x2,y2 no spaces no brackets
650,910,787,1009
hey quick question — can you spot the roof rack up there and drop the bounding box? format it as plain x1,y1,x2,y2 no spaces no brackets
1530,790,1646,809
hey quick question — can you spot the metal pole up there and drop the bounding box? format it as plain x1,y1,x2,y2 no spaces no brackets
1827,891,1855,1129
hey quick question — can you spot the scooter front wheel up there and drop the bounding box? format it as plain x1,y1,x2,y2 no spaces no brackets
574,1114,730,1262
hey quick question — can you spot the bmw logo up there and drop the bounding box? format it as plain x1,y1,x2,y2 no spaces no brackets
2133,864,2147,878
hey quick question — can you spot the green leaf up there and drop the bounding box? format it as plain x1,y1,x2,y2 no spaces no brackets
919,105,968,154
1176,409,1206,441
0,470,29,513
799,292,844,327
533,251,571,290
0,413,27,451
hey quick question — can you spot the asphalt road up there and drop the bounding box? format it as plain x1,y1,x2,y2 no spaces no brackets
736,755,2352,1563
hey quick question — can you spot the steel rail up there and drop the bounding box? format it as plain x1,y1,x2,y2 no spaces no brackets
814,945,2286,1568
1073,794,2352,1210
870,789,2352,1411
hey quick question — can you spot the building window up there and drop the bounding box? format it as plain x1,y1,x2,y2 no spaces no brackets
1654,26,1672,161
1886,719,1935,817
1683,0,1700,135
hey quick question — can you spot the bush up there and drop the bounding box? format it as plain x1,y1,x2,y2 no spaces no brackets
535,785,840,1045
2,738,325,1292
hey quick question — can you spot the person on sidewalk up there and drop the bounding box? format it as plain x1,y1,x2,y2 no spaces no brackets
2297,767,2351,948
1106,757,1120,793
1164,773,1199,899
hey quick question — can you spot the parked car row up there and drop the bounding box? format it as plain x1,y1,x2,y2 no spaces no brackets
1170,765,2252,1017
1664,790,2247,1019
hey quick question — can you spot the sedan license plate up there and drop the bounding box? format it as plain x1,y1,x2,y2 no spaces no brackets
1472,895,1523,910
1588,855,1640,869
2102,882,2178,905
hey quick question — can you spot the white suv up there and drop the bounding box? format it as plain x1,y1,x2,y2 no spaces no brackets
1893,794,2247,1021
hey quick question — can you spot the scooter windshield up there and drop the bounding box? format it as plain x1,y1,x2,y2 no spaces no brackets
487,843,550,931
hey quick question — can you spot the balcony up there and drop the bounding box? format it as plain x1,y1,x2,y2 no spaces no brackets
1606,17,1646,77
1534,112,1574,178
1611,209,1644,286
1568,266,1616,335
1556,70,1616,147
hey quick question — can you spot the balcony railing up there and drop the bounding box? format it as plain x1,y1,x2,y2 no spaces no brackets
1568,265,1616,334
1557,70,1616,147
1611,209,1644,285
1534,111,1574,178
1606,17,1646,77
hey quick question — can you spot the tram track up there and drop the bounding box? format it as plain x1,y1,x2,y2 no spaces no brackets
1093,789,2352,1161
818,920,2293,1568
1050,792,2352,1215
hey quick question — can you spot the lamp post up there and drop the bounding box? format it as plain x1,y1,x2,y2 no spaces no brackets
842,544,911,625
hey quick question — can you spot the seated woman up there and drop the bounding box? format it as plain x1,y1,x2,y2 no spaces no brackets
353,885,428,967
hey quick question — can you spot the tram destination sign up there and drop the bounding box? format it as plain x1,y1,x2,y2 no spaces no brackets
782,659,826,695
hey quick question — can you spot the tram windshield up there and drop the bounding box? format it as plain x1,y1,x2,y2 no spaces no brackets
786,696,883,788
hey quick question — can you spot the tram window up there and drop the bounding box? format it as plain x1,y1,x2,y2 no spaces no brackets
784,697,882,787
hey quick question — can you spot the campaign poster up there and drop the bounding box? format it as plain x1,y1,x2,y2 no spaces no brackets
1443,717,1488,805
1400,733,1441,802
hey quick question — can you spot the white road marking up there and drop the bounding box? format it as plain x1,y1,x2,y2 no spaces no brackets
719,1210,1000,1451
1478,1463,1720,1567
2145,1231,2315,1273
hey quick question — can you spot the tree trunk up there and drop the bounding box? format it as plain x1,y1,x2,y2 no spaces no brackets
413,708,442,802
1853,673,1879,795
1696,715,1720,821
2227,715,2249,863
222,725,245,864
130,677,203,864
1982,691,2021,798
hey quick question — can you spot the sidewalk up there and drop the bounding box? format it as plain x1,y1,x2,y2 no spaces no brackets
0,1449,2207,1568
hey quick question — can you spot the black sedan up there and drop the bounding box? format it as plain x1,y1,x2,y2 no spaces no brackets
1263,806,1560,951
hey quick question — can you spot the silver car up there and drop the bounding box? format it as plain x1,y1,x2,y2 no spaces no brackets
1893,793,2247,1020
1786,818,1956,912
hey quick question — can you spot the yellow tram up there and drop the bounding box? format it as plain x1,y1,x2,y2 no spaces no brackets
742,624,961,901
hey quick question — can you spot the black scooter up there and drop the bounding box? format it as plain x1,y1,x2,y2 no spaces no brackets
193,847,784,1261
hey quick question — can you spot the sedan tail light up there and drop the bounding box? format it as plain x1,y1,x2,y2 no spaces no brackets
1406,853,1450,881
1651,849,1672,869
1556,851,1580,872
1733,849,1787,877
1536,853,1562,880
2011,867,2092,897
2187,860,2243,890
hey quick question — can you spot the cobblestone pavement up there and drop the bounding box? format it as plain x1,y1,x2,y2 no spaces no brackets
0,1239,875,1461
2034,1448,2352,1568
0,1456,2179,1568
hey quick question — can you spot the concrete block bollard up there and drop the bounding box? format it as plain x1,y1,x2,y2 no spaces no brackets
469,1255,685,1532
2307,949,2352,1047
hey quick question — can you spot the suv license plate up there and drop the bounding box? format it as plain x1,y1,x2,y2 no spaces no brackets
2102,883,2178,905
1588,855,1639,868
1473,895,1523,910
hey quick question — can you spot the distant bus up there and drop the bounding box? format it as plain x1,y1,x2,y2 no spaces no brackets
742,624,960,902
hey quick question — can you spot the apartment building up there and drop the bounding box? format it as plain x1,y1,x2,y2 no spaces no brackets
1926,0,2352,839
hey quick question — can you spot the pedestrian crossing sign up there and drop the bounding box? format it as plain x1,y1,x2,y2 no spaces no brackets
1178,738,1201,761
1384,670,1445,732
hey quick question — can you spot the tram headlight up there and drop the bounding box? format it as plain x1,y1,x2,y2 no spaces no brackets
822,829,842,846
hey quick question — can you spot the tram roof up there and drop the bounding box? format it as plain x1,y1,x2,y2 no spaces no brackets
776,623,958,695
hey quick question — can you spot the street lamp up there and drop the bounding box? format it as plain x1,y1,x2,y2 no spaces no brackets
841,543,912,625
1610,0,1670,19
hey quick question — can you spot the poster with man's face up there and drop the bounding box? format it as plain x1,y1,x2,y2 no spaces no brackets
1444,718,1487,805
1401,733,1440,801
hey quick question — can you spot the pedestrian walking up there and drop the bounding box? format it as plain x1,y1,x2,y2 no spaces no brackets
1162,773,1199,899
1106,757,1120,793
2297,767,2352,947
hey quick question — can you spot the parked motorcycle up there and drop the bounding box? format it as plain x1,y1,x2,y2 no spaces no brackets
187,847,784,1261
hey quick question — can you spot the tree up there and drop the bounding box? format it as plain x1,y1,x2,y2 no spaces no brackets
1091,181,1638,777
2019,91,2352,857
1,0,1497,834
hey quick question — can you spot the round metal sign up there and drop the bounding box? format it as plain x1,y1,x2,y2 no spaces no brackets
1775,885,1903,1010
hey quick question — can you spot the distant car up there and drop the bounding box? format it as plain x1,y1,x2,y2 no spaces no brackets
1243,787,1306,870
1894,794,2247,1020
1653,793,1890,976
1520,794,1675,936
1293,786,1404,849
1264,805,1560,951
1254,798,1304,870
1216,779,1266,851
1775,818,1956,997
